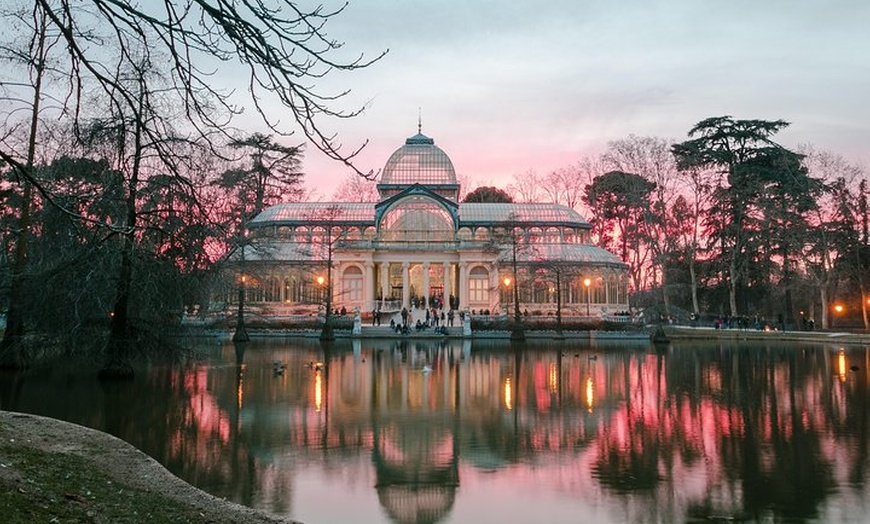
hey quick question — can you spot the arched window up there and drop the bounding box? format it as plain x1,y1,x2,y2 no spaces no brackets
264,277,280,302
468,266,489,304
283,277,295,303
342,266,364,303
378,195,455,242
607,276,618,305
593,277,605,304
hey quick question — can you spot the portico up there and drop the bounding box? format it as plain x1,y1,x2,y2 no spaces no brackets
229,128,629,318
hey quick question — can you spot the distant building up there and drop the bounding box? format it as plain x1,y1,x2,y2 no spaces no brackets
228,129,628,317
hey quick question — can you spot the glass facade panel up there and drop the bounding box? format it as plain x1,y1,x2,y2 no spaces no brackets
379,196,454,242
469,278,488,302
231,129,629,316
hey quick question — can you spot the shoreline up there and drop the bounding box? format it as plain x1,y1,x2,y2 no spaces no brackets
661,324,870,346
0,411,299,524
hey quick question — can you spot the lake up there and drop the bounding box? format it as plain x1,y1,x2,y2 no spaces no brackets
2,336,868,524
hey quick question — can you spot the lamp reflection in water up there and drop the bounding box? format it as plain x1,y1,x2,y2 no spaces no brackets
549,363,558,393
585,377,594,412
503,377,512,410
315,369,323,412
838,348,847,383
237,364,246,410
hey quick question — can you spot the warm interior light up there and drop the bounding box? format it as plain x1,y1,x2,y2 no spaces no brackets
504,377,513,410
834,304,844,314
503,276,511,288
838,349,847,383
315,370,323,412
585,377,594,412
316,275,325,286
583,278,592,288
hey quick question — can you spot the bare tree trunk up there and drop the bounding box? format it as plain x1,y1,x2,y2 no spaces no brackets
0,180,33,368
729,258,739,317
820,287,829,330
861,282,868,331
660,261,671,317
100,82,146,379
689,258,700,315
0,9,48,367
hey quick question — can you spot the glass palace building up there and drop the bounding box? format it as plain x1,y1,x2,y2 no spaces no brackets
235,130,628,318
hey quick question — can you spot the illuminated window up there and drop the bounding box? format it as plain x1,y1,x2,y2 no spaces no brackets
342,266,363,303
378,195,455,242
469,266,489,303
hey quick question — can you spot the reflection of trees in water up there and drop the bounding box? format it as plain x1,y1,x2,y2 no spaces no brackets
5,339,869,523
665,344,845,521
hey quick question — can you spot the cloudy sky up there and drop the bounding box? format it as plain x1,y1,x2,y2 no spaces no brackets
250,0,870,197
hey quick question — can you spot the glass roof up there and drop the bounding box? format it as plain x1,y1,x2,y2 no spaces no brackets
239,241,325,262
460,203,590,227
379,133,458,187
518,243,627,267
251,203,374,224
251,201,590,228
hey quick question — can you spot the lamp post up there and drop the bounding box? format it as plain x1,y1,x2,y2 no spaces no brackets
318,273,334,341
504,275,524,341
232,273,249,342
583,277,592,318
232,210,249,343
503,276,513,317
833,303,844,329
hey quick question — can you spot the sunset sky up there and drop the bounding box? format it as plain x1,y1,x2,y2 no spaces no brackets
243,0,870,197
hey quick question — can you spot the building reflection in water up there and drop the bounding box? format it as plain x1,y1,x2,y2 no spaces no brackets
2,338,870,524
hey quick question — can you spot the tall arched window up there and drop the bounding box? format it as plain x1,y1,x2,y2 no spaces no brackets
342,266,364,303
264,277,280,302
468,266,489,304
378,195,454,242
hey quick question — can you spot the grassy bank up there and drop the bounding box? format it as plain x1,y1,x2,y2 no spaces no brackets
0,412,292,524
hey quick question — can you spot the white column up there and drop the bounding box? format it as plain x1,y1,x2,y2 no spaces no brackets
365,262,375,310
402,261,410,308
380,262,390,302
442,262,451,309
422,262,430,308
489,263,498,311
458,262,468,311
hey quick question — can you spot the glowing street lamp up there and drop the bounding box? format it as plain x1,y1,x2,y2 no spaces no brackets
315,274,325,301
583,277,592,317
832,303,845,329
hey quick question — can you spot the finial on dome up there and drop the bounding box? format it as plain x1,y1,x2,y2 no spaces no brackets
417,107,422,134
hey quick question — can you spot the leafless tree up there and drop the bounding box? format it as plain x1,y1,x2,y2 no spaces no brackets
507,169,543,203
799,145,867,329
332,174,379,202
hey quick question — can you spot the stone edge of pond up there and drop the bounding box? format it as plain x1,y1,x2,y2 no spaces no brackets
662,326,870,346
0,410,302,524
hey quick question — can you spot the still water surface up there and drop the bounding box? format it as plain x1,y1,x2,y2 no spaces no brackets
2,337,869,524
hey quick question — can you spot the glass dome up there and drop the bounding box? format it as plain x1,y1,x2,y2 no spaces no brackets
380,132,457,187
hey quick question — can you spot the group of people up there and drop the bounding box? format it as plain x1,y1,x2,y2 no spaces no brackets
379,306,457,335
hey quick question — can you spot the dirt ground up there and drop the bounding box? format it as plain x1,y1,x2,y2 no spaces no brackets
0,410,301,523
